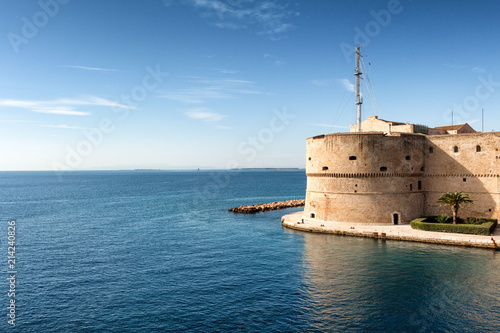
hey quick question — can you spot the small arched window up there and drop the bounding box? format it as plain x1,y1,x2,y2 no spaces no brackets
476,145,481,152
453,146,459,153
380,166,387,172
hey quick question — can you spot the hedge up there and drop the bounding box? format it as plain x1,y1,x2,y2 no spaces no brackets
410,218,498,236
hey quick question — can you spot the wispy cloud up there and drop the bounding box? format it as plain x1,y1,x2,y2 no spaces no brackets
43,124,97,130
185,107,226,122
161,76,263,104
215,125,231,129
179,0,299,39
213,68,238,74
0,119,37,124
0,96,131,116
471,66,486,73
310,79,331,87
61,65,118,72
264,53,285,66
0,119,96,130
32,107,90,116
338,79,355,92
444,63,486,73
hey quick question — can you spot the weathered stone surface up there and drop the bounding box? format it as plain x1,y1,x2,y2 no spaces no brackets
228,199,305,214
304,131,500,224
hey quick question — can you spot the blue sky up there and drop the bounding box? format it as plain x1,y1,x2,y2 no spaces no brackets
0,0,499,170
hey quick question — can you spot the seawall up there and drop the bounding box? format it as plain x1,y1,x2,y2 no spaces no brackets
282,211,500,250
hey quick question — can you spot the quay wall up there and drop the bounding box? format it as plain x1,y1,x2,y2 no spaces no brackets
304,132,500,225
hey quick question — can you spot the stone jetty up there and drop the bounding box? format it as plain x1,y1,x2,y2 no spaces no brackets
228,199,305,214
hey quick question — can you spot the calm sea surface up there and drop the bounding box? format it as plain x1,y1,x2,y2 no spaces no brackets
1,170,500,332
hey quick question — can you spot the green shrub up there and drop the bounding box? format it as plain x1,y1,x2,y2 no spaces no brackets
411,218,498,236
436,214,450,224
479,218,497,224
467,217,477,224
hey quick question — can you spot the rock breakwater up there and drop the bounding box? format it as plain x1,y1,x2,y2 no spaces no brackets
228,199,305,214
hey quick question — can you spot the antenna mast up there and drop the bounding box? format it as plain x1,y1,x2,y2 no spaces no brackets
482,108,484,132
355,45,363,132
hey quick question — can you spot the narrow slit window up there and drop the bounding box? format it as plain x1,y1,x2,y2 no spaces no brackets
418,180,422,190
410,184,413,191
429,147,434,153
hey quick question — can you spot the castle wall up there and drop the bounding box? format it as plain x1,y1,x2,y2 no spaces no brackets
349,118,389,132
391,124,414,133
349,116,414,133
424,132,500,219
305,133,426,224
305,131,500,224
428,128,447,135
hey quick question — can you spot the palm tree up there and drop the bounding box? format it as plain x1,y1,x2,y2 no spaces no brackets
437,192,473,224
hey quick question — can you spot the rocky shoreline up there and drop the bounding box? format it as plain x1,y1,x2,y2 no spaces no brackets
228,199,305,214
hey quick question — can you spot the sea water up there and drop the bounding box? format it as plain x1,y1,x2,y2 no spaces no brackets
0,170,499,332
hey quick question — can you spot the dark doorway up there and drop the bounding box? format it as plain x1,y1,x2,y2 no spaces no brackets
393,213,399,225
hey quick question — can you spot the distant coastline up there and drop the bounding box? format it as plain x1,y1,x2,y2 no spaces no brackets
132,168,304,172
230,168,303,171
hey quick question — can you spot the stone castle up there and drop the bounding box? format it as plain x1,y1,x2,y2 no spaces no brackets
303,116,500,225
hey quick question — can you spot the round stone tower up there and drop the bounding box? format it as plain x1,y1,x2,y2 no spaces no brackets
305,132,426,224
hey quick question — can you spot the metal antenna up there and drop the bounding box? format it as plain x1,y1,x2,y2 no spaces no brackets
482,108,484,132
355,45,363,132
